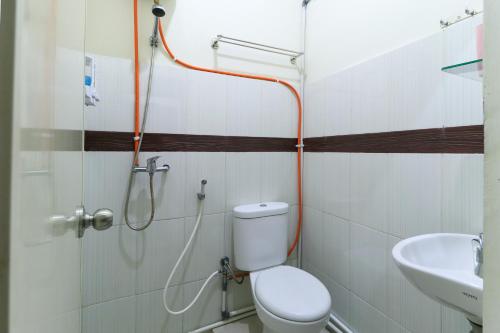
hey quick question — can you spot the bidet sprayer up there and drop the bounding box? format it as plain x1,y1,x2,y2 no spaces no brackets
198,180,207,200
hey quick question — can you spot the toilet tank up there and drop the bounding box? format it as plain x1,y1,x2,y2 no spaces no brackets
233,202,289,271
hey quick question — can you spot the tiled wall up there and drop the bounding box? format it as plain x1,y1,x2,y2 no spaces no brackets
302,15,484,333
82,57,299,333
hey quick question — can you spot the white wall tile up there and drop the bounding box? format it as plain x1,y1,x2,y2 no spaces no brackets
322,271,350,323
388,154,442,238
441,306,472,333
224,212,235,266
261,81,295,138
350,153,389,232
260,152,295,205
442,154,484,235
350,294,386,333
226,153,262,212
288,205,299,259
323,153,350,219
29,310,81,333
388,35,444,131
184,213,225,282
147,64,188,134
185,152,226,217
85,152,131,225
443,75,483,127
322,213,350,288
136,219,185,293
350,223,387,313
302,207,323,270
136,287,183,333
304,81,325,138
386,318,412,333
303,153,324,210
350,59,390,134
386,235,405,324
82,226,137,306
226,77,262,137
324,70,352,136
82,296,135,333
185,71,226,136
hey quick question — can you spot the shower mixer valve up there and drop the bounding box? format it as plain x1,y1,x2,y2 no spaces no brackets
133,156,170,175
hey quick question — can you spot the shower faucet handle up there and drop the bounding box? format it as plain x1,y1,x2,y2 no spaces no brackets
133,156,170,175
146,156,161,174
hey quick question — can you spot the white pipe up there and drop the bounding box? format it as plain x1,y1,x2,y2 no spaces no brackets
297,0,308,269
326,322,343,333
230,306,255,317
188,308,257,333
329,313,353,333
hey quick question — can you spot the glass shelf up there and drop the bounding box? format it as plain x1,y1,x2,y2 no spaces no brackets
442,59,483,81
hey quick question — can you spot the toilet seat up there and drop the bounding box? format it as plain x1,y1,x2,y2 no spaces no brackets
254,266,331,322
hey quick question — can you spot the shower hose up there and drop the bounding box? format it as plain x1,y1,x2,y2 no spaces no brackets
124,30,158,232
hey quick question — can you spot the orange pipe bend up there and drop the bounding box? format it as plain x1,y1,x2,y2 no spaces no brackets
133,8,303,257
157,21,303,257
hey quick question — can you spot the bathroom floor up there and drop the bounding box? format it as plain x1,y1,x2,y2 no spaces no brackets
213,316,329,333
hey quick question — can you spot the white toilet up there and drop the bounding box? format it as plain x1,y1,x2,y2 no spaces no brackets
233,202,331,333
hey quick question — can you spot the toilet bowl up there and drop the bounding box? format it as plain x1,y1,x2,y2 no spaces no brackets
250,266,331,333
233,202,331,333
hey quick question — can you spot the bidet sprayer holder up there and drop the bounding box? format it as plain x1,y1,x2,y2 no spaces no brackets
198,179,207,200
133,156,170,175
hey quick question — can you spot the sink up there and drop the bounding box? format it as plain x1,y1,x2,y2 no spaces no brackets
392,233,483,325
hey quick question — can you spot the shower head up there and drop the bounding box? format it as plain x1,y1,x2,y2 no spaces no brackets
152,3,166,17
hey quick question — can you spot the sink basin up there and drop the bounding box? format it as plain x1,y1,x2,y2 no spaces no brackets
392,233,483,324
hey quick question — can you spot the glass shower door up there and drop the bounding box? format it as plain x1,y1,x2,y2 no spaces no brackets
8,0,86,332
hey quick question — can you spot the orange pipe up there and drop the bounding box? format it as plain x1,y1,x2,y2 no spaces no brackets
134,15,303,257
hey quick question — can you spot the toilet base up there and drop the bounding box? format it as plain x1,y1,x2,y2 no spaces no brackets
262,326,279,333
255,300,328,333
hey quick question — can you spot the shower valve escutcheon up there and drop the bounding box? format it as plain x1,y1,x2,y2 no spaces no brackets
133,156,170,175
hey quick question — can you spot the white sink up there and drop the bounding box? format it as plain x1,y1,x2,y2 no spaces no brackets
392,233,483,324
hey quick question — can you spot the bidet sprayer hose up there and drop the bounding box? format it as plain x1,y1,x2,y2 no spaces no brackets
163,187,220,315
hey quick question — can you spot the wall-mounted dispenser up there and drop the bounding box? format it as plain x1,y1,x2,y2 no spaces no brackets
84,55,100,106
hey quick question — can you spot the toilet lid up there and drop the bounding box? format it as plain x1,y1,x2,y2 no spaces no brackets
255,266,331,322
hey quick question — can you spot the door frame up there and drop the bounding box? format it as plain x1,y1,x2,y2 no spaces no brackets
484,1,500,331
0,0,15,331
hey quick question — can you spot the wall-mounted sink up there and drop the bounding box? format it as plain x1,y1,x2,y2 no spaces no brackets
392,233,483,325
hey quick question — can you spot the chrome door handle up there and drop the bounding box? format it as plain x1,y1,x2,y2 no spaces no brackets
77,206,113,238
51,206,113,237
52,206,113,238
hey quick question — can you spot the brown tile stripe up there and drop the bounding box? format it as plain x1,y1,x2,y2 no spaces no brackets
304,125,484,154
85,125,483,153
84,131,298,152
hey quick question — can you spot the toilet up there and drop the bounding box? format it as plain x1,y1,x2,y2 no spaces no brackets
233,202,331,333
